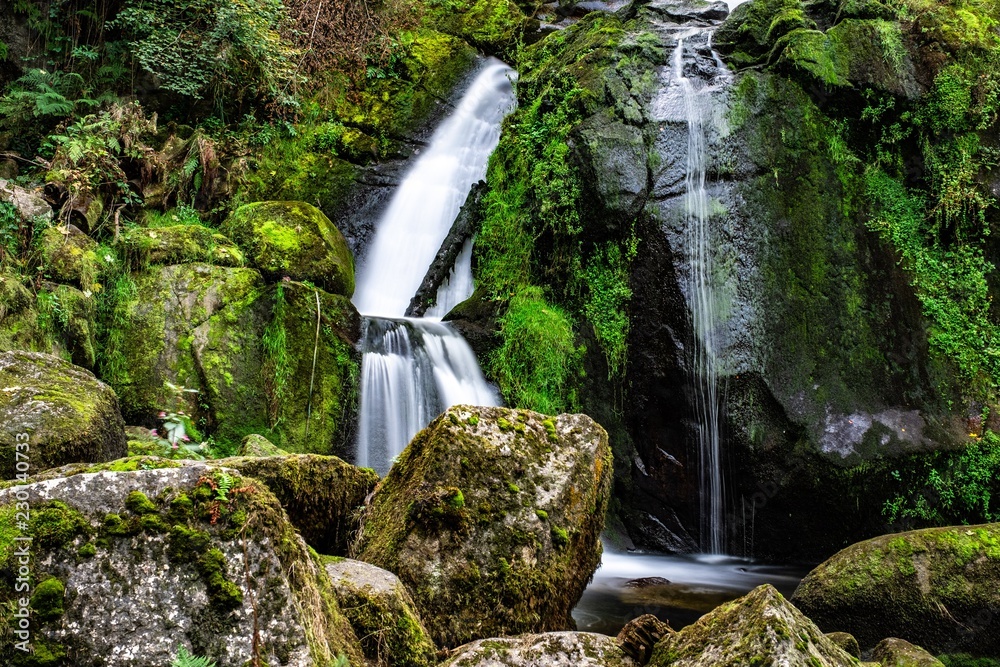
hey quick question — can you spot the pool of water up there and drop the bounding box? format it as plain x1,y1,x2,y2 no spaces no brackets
572,549,810,635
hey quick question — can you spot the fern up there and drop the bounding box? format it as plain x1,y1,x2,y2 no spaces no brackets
171,646,216,667
214,472,234,501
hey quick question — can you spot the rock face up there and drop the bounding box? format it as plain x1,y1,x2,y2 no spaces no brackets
441,632,637,667
353,405,613,648
222,201,355,297
325,558,437,667
791,524,1000,656
648,585,857,666
0,464,364,666
220,454,378,555
121,224,246,267
0,351,126,479
871,638,944,667
102,263,360,455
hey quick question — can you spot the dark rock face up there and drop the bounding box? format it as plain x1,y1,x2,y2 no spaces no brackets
791,523,1000,656
0,350,127,478
353,405,613,648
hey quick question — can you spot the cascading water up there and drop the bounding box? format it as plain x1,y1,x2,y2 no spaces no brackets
663,28,730,553
425,238,475,319
353,60,516,475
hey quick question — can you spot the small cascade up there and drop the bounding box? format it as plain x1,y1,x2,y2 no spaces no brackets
662,28,730,553
353,59,516,475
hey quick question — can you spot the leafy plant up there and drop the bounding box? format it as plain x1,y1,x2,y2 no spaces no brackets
171,646,216,667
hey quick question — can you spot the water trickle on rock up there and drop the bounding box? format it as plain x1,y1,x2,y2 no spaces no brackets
353,60,515,475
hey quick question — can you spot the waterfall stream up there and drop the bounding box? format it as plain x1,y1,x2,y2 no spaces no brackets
353,60,515,475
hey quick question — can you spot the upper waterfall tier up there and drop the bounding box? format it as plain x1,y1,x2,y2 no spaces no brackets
353,60,516,318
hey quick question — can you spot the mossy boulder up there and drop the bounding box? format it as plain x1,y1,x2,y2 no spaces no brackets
353,405,613,648
422,0,531,56
0,350,126,479
0,178,52,222
791,524,1000,655
0,271,44,352
871,638,944,667
238,433,288,457
221,201,354,297
40,224,99,290
121,224,245,267
441,631,637,666
43,283,97,369
0,464,364,666
218,454,378,555
648,584,857,666
825,632,860,658
325,558,437,667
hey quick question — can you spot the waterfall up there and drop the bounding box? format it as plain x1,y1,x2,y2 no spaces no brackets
353,60,516,475
671,29,727,554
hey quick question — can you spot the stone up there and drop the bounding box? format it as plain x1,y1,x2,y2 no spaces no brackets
237,433,288,457
0,350,126,479
40,224,100,289
791,524,1000,656
0,177,52,222
121,224,246,267
825,632,860,658
325,558,437,666
222,201,355,297
648,584,857,666
0,464,364,666
574,110,649,227
442,631,637,667
353,405,613,648
218,454,378,555
617,614,673,664
870,638,945,667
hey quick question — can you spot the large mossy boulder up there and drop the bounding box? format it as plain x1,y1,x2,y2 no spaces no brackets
222,201,354,297
871,638,944,667
0,464,364,666
0,351,126,479
0,271,44,352
219,454,378,555
648,584,856,666
441,632,637,667
40,224,99,289
102,262,360,455
121,224,245,267
353,405,613,648
791,524,1000,655
325,558,437,667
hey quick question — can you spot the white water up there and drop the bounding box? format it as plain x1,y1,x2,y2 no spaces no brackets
353,60,516,318
425,238,475,319
353,60,515,475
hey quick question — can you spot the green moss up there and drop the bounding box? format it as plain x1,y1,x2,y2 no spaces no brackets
125,490,158,515
535,509,548,521
77,542,97,558
30,578,65,622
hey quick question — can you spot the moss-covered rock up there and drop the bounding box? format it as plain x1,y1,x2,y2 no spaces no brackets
353,405,613,648
0,464,364,666
0,271,45,353
221,201,354,297
218,454,378,555
120,224,245,267
238,433,288,457
441,631,637,666
325,558,437,666
825,632,860,658
0,350,126,479
791,524,1000,655
0,178,52,223
648,584,857,666
44,283,96,369
40,224,99,290
422,0,531,56
871,638,945,667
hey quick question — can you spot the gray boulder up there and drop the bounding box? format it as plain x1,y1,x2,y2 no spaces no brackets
871,638,944,667
442,631,637,667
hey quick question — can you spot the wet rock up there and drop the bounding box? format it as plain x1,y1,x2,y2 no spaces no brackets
870,638,944,667
624,576,672,588
0,177,52,222
645,0,729,23
617,614,673,664
325,558,437,666
442,631,637,667
0,464,364,666
0,350,126,479
791,524,1000,655
222,200,355,297
574,110,649,230
218,454,378,555
648,584,857,666
121,224,245,267
353,405,613,648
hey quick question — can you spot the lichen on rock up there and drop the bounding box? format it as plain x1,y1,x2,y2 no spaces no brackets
442,631,637,667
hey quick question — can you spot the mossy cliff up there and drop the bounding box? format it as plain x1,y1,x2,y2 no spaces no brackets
0,465,364,666
353,405,613,648
792,523,1000,656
